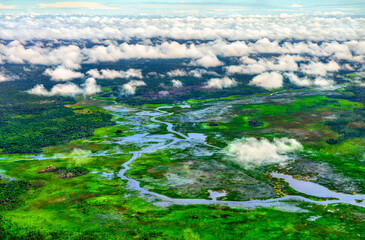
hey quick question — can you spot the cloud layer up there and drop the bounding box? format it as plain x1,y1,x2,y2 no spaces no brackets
0,14,364,95
0,14,364,41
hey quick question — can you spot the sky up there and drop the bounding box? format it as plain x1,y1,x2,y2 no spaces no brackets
0,0,364,15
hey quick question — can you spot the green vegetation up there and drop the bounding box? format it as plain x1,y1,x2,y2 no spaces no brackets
1,71,365,239
0,180,44,211
1,199,364,239
39,165,89,178
179,94,363,148
0,99,115,153
159,91,365,194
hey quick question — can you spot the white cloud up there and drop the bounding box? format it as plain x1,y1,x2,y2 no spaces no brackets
27,82,83,97
38,2,118,10
345,41,365,55
172,79,183,87
190,55,223,68
291,4,303,8
87,68,143,79
312,76,335,87
249,38,283,53
167,69,219,78
300,61,340,76
159,90,169,96
82,77,101,95
83,41,203,62
0,4,15,9
121,80,146,95
218,41,252,56
0,72,8,82
0,42,82,68
0,14,363,41
205,76,237,89
249,72,283,89
227,137,303,169
189,69,220,78
44,66,84,81
167,69,187,77
27,78,101,96
0,40,362,70
226,55,301,75
284,72,312,87
285,72,335,87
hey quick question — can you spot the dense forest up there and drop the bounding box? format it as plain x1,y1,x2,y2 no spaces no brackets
0,74,115,154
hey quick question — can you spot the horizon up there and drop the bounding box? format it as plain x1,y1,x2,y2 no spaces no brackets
0,0,364,15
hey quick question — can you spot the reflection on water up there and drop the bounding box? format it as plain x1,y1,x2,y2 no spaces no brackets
114,105,365,210
271,172,365,207
2,95,364,210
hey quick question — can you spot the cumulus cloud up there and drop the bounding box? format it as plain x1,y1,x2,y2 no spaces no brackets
346,41,365,55
121,80,146,95
172,79,183,87
249,72,283,89
284,72,312,87
27,78,101,96
300,61,340,76
227,137,303,169
205,76,237,89
0,39,363,70
285,72,335,87
27,82,83,97
190,55,223,68
190,69,220,78
226,55,301,75
0,72,8,82
0,42,82,68
82,78,101,95
44,66,84,81
87,68,142,79
167,69,187,77
218,41,252,56
312,76,335,87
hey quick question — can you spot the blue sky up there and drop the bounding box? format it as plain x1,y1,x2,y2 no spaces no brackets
0,0,364,15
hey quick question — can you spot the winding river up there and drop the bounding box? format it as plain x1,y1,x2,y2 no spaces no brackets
1,98,364,210
115,106,365,209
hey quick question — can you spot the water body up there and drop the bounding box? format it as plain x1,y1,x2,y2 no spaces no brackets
271,172,365,207
2,91,364,210
115,105,365,209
